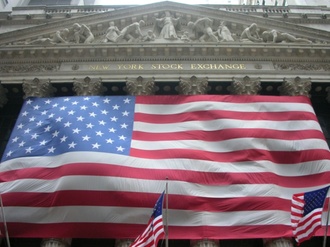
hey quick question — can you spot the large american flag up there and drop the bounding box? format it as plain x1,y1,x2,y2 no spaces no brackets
0,95,330,239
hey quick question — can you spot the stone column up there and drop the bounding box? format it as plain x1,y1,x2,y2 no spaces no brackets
22,79,70,247
125,76,155,95
179,76,208,95
73,76,106,96
191,239,220,247
22,78,56,98
179,77,212,247
263,238,294,247
230,76,261,95
261,78,307,247
0,83,8,108
279,77,311,97
119,76,156,246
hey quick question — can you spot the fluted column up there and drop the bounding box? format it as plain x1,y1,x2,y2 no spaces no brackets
73,76,106,96
120,76,156,246
41,238,71,247
263,238,294,247
22,79,70,247
191,239,220,247
179,77,212,247
230,76,261,95
125,76,155,95
279,77,311,97
0,82,8,108
179,76,208,95
22,78,56,98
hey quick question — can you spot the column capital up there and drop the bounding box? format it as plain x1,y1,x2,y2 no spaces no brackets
179,76,208,95
125,76,155,95
73,77,106,96
263,238,294,247
115,239,134,247
191,239,220,247
22,78,56,98
41,238,72,247
0,83,8,108
279,77,311,97
230,76,261,95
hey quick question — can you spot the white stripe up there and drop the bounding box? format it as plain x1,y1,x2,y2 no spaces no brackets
0,176,328,200
131,138,329,152
135,101,315,114
1,152,329,177
1,206,291,226
133,119,322,133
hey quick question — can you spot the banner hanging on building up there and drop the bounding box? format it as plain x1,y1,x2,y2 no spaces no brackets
0,95,329,239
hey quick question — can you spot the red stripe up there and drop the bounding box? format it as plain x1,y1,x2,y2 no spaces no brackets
132,129,325,141
130,148,330,164
0,222,297,239
1,162,329,187
1,192,292,212
134,111,318,123
135,95,311,105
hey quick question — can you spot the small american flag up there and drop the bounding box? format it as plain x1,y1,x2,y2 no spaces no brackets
291,186,330,244
130,192,165,247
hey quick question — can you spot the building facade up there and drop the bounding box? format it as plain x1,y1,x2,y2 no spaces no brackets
0,1,330,247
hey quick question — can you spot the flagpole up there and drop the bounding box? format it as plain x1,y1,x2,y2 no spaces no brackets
323,196,330,247
0,194,11,247
165,178,169,247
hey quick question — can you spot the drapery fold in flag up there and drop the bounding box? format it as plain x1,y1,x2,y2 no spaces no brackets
130,192,165,247
0,95,330,239
291,186,330,244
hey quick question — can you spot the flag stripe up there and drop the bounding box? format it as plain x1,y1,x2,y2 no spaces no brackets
130,148,330,163
134,110,318,123
133,129,325,141
1,163,330,188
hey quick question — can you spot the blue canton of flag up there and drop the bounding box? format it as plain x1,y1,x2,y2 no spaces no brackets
1,96,135,162
304,187,329,216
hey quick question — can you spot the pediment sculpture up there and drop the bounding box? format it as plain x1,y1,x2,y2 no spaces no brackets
11,12,315,46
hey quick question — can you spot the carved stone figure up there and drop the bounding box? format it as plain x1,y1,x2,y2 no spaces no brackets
188,17,219,42
116,20,145,43
261,30,312,44
25,29,69,45
216,21,234,42
153,11,180,40
143,30,156,42
72,23,95,44
102,22,120,43
180,31,191,42
240,23,262,42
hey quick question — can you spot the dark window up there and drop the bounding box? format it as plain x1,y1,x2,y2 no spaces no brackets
28,0,71,5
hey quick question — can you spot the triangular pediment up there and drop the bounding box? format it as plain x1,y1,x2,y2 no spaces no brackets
0,1,329,47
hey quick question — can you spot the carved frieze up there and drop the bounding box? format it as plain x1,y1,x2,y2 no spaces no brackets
22,78,56,98
274,63,330,71
73,77,106,96
279,77,311,97
179,76,208,95
125,76,155,95
230,76,261,95
0,64,59,73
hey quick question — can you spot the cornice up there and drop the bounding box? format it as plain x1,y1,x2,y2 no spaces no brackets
0,43,328,64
